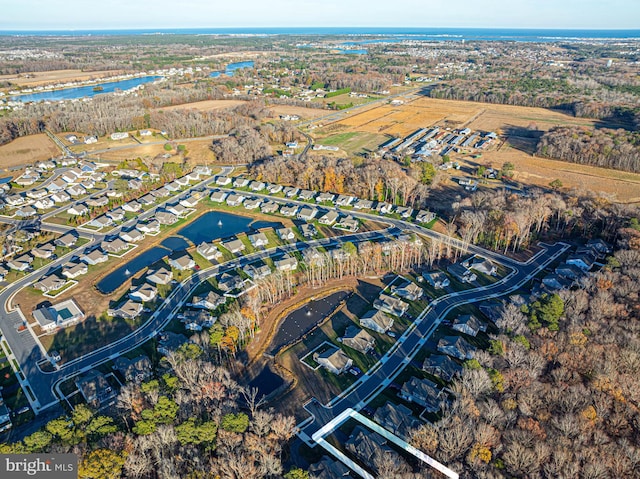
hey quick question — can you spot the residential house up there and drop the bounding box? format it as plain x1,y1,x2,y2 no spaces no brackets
197,242,222,261
353,199,373,210
26,189,47,199
232,177,249,188
51,191,71,204
175,176,190,187
283,186,299,197
416,209,436,223
280,204,298,217
274,255,297,272
169,252,195,271
243,197,262,210
345,427,394,473
313,346,352,374
566,249,597,272
447,263,477,283
89,215,112,229
54,232,78,248
101,238,129,254
164,181,181,192
374,402,420,440
297,206,318,221
248,232,269,248
319,210,339,225
111,132,129,140
307,456,351,479
478,302,504,322
62,261,88,279
190,291,225,310
277,227,295,242
336,195,354,207
7,254,33,271
437,335,476,360
108,299,143,319
66,185,87,197
422,354,463,382
152,186,170,198
81,249,108,265
119,229,144,243
215,176,231,186
303,247,325,267
400,376,443,413
33,274,66,293
86,196,108,208
452,314,486,337
395,206,414,219
210,190,228,203
375,201,393,214
15,206,37,217
81,179,95,190
5,194,25,207
222,238,246,254
129,282,158,302
316,192,335,203
114,356,153,384
179,195,200,208
260,200,279,214
217,273,244,292
391,279,424,301
555,263,584,281
249,180,266,192
469,257,497,276
359,309,394,333
157,332,190,356
341,326,375,354
587,238,611,255
155,211,178,225
146,266,173,285
300,223,317,238
179,309,216,331
226,193,245,207
335,216,359,232
193,165,212,176
138,193,156,206
374,293,409,317
31,243,56,259
122,200,142,213
422,271,450,289
298,189,316,201
542,273,572,291
106,208,125,222
136,220,160,235
47,179,68,193
266,183,282,194
75,370,116,408
128,179,143,190
243,262,271,280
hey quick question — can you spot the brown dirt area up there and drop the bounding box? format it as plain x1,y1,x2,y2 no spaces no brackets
158,99,329,121
0,69,126,88
0,134,60,169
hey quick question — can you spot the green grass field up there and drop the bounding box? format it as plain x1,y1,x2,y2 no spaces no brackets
317,131,390,155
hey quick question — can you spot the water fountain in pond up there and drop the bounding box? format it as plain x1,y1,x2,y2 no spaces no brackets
217,220,223,226
125,269,131,276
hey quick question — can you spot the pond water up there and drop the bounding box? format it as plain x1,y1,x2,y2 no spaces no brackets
209,61,254,78
11,75,162,103
247,365,285,401
336,49,368,55
177,210,281,245
268,291,350,355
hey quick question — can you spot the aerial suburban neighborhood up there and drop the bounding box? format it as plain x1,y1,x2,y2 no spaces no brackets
0,13,638,479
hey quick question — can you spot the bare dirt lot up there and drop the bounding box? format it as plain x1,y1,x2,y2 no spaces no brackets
0,69,125,88
0,134,59,169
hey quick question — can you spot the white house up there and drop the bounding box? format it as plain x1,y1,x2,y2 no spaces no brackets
248,232,269,248
169,252,195,271
129,282,158,302
197,242,222,261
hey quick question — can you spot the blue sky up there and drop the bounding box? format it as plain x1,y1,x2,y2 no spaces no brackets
2,0,639,30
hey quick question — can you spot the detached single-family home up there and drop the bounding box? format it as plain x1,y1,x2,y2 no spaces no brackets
106,208,125,222
66,185,87,197
298,189,316,201
215,176,231,186
210,190,228,203
400,377,443,413
169,252,195,271
260,200,279,214
217,273,244,292
108,299,143,319
395,206,413,219
298,206,318,221
76,370,116,409
15,206,37,217
222,238,246,255
164,181,181,192
248,232,269,248
157,332,190,356
114,356,153,384
391,279,423,301
122,200,142,213
586,238,611,255
62,261,88,279
51,191,71,204
300,223,317,238
422,271,450,289
155,211,178,225
86,196,108,208
101,237,129,254
136,220,161,235
5,194,25,207
555,263,584,281
233,177,250,188
319,210,339,225
146,266,173,285
374,402,420,441
138,193,156,206
26,189,47,200
375,202,393,214
249,180,266,192
197,242,223,261
152,186,170,198
283,186,299,197
422,354,463,382
341,326,375,354
308,456,354,479
566,250,597,272
274,254,298,272
88,215,112,229
353,199,373,210
33,274,66,293
469,257,497,276
7,254,33,271
277,227,295,242
345,427,393,471
416,209,436,223
243,197,262,210
31,243,56,259
447,263,477,283
55,233,78,248
437,335,476,360
119,229,144,243
335,216,359,232
359,309,394,334
47,178,68,193
542,273,572,291
81,249,108,265
226,193,245,207
313,346,352,375
175,176,190,187
243,262,271,280
303,247,325,267
129,282,158,302
374,293,409,317
452,314,486,337
190,291,225,310
280,204,298,217
179,195,200,208
336,195,354,207
266,183,282,194
316,192,335,203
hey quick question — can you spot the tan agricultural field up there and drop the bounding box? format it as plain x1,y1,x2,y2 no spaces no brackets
158,99,329,121
0,134,59,169
335,96,597,137
0,69,125,87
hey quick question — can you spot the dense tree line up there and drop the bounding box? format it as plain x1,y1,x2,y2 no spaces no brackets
536,126,640,173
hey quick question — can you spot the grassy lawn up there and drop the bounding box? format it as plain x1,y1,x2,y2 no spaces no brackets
316,131,390,155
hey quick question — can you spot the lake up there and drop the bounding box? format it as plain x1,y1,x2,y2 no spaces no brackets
247,365,285,401
177,210,281,244
96,211,281,293
11,75,162,103
210,61,254,78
